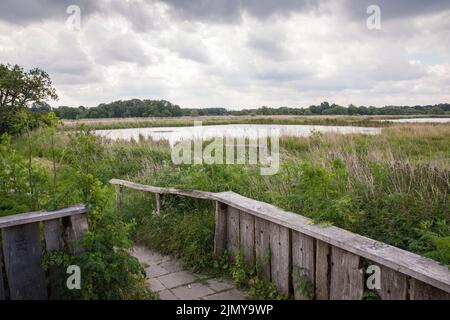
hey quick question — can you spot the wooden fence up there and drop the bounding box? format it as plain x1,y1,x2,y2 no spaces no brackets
110,178,450,300
0,205,89,300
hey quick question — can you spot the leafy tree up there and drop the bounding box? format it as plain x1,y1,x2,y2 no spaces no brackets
0,64,58,134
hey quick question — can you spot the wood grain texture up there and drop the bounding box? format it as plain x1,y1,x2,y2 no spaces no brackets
226,206,240,262
109,179,450,295
377,265,408,300
269,223,290,296
292,231,315,300
64,214,89,255
214,191,450,293
239,211,255,267
43,219,65,300
410,279,450,300
255,217,271,281
315,240,330,300
155,193,161,215
110,179,215,200
2,223,47,300
0,248,5,300
330,247,364,300
214,201,228,258
115,185,123,209
44,219,63,252
0,205,88,229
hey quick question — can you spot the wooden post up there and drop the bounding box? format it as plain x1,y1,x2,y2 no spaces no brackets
214,201,228,258
2,223,47,300
115,185,123,210
239,211,255,267
410,278,450,300
292,231,315,300
315,240,330,300
43,219,65,299
0,248,5,300
330,247,364,300
155,193,161,215
63,214,89,255
269,223,290,296
255,217,271,281
226,206,240,262
377,266,408,300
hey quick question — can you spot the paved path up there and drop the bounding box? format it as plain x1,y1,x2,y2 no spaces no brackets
131,246,247,300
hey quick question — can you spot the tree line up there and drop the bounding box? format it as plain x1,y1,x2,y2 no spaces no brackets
2,63,449,135
53,100,450,119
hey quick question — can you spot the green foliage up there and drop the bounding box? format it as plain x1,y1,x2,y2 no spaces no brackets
231,251,286,300
0,63,58,134
53,98,450,120
292,267,314,299
1,127,152,299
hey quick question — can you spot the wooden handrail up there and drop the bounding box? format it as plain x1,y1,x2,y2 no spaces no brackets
109,178,450,294
0,205,88,229
110,179,216,200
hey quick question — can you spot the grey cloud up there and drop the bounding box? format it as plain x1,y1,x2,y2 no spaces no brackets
157,0,322,23
0,0,100,25
343,0,450,21
99,34,153,66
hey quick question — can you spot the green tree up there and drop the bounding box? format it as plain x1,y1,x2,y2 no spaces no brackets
0,64,58,134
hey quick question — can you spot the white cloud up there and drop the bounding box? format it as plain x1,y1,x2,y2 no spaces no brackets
0,0,449,108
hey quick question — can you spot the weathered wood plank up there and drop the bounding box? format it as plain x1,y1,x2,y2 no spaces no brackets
255,217,271,281
43,219,65,299
214,201,228,258
377,265,408,300
107,179,450,295
269,223,290,296
292,231,315,300
315,240,330,300
155,193,161,215
44,219,63,251
2,223,47,300
0,205,88,229
410,278,450,300
63,214,89,255
214,191,450,293
330,247,364,300
239,211,255,267
226,206,240,262
115,185,123,209
110,179,216,200
0,248,5,300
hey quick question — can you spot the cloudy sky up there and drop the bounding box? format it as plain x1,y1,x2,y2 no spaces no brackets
0,0,449,109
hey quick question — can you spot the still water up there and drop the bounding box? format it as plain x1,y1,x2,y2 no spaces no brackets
95,124,381,145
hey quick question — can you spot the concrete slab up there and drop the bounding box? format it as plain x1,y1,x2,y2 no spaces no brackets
157,271,196,289
172,283,215,300
206,279,235,292
145,264,170,277
203,289,247,300
158,289,178,300
147,278,165,292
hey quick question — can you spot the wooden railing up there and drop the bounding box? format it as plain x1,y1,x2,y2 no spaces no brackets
110,178,450,300
0,205,89,300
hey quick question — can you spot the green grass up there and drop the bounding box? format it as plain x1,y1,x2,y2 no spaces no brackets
3,121,449,298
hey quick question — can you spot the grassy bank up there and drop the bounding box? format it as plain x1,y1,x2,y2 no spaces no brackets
62,114,450,130
62,115,388,130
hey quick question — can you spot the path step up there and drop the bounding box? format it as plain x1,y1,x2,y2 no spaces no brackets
131,246,247,300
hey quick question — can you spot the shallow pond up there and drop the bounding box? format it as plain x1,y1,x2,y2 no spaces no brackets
95,124,381,145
